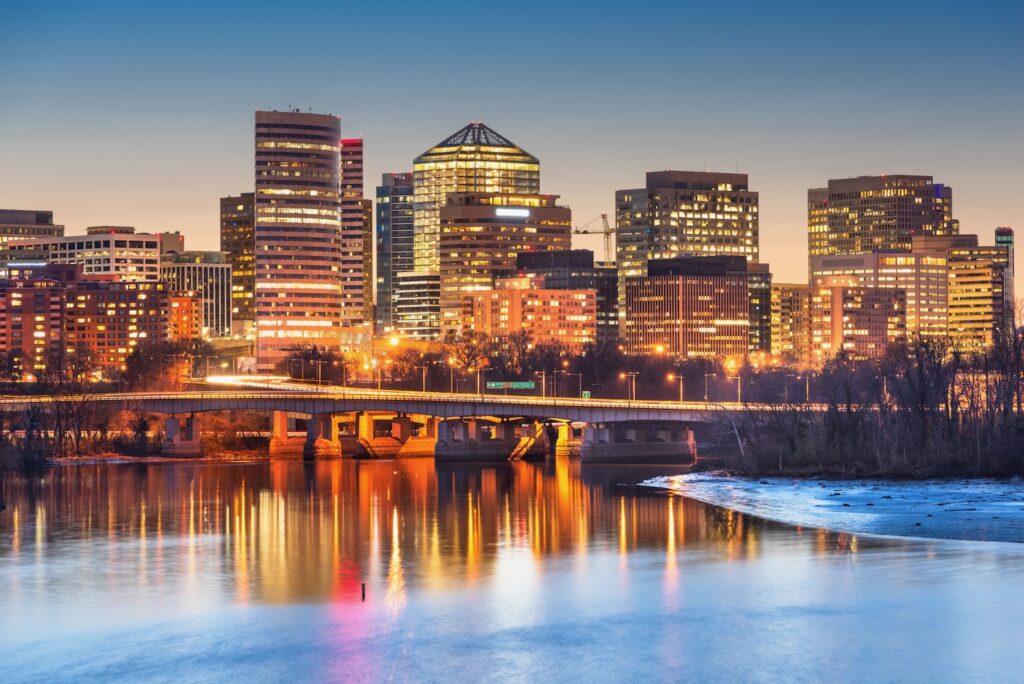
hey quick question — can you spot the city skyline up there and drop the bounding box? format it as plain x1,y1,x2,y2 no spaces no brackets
1,0,1021,292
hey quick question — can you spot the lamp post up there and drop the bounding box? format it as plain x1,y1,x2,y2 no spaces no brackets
724,375,741,403
448,357,457,394
667,373,684,403
619,371,638,401
311,359,326,387
415,365,427,393
477,367,493,395
704,373,715,405
535,370,549,398
565,372,583,398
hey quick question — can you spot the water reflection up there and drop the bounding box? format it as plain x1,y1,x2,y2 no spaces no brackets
0,457,892,611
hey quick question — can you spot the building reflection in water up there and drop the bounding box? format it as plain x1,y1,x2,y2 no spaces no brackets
0,457,873,608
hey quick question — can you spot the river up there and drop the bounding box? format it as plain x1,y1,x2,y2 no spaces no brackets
1,459,1022,683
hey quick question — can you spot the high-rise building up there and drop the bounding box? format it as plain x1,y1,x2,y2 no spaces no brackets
6,226,161,281
623,255,750,358
393,271,440,340
375,172,414,331
810,278,906,364
807,175,958,267
995,226,1015,325
771,283,812,365
220,193,255,325
515,250,619,343
913,232,1013,350
410,123,540,335
340,138,371,325
461,277,596,353
254,110,343,368
747,263,773,356
168,291,204,342
0,209,64,248
615,171,760,328
414,123,540,274
438,192,571,332
811,252,949,340
160,251,233,338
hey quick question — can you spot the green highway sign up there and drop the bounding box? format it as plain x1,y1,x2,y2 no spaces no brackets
486,380,536,390
581,391,591,399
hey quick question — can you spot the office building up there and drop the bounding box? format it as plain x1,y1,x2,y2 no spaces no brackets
340,138,372,325
807,175,958,266
160,251,233,338
771,283,812,365
439,192,571,331
0,209,64,248
168,291,204,342
623,255,750,358
747,263,773,356
254,110,344,368
810,278,906,364
515,249,619,343
375,172,414,330
5,226,161,281
616,171,760,324
393,271,440,339
461,276,596,352
220,193,256,325
913,232,1013,350
811,252,948,340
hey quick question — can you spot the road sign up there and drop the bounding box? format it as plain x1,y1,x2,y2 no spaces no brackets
486,380,536,390
581,391,591,399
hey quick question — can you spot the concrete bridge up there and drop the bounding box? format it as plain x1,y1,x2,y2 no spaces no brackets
0,384,755,463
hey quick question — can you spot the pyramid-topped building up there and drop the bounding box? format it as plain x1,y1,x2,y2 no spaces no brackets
412,122,540,275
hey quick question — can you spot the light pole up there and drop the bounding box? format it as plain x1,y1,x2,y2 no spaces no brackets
724,375,741,403
805,372,813,403
415,365,427,393
704,373,715,405
448,357,457,394
312,359,326,387
667,373,684,403
477,367,493,395
535,370,549,398
565,372,583,398
784,374,799,403
620,371,638,401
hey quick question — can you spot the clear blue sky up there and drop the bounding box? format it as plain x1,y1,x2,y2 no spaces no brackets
1,0,1021,287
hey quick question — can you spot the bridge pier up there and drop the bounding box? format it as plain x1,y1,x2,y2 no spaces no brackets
162,414,202,456
304,413,341,459
580,421,695,463
269,410,306,459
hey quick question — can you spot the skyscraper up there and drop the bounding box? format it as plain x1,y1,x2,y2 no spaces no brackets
807,175,958,265
254,110,343,368
615,171,760,329
160,250,233,338
340,138,371,325
220,192,255,327
408,123,540,336
375,172,414,331
438,192,571,332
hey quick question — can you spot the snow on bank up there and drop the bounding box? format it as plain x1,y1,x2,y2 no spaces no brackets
641,473,1024,543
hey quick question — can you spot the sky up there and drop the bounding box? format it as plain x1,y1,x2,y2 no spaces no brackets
1,0,1022,290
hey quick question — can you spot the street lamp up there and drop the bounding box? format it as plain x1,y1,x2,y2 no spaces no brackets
415,365,427,393
667,372,684,403
565,371,583,398
535,370,549,398
476,367,494,395
311,359,326,387
784,374,799,403
724,375,742,404
448,357,457,394
619,371,638,401
704,373,715,404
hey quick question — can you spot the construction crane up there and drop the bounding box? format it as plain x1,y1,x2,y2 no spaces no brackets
571,213,615,263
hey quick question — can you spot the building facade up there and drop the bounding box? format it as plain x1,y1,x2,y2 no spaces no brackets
810,279,906,364
340,138,371,325
438,192,571,332
616,171,760,326
220,193,255,326
393,271,440,340
375,172,414,331
0,276,66,381
6,226,161,281
807,175,958,268
771,283,812,365
515,250,619,343
747,262,772,356
160,251,233,338
168,291,204,342
623,256,750,358
0,209,64,248
810,252,948,340
461,277,596,353
254,110,344,368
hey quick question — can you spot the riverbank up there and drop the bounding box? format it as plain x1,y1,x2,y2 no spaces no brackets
642,472,1024,543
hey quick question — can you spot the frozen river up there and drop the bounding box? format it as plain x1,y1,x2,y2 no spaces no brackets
2,460,1023,683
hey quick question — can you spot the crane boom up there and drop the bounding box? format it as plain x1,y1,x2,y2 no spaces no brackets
571,213,615,263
